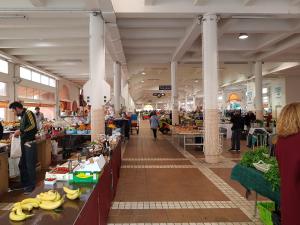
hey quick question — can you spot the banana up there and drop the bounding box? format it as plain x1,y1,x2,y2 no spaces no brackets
20,203,34,211
21,198,40,206
63,186,80,195
37,192,57,201
39,198,64,210
66,191,81,200
16,207,26,217
54,192,61,201
9,211,33,221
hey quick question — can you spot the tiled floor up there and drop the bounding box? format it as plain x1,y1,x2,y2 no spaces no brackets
108,122,263,225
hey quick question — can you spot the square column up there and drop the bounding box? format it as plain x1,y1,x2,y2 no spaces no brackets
202,14,221,163
171,61,179,125
114,62,121,116
254,61,263,120
89,12,106,140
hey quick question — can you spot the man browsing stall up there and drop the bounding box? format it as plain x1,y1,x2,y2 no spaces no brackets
9,102,38,194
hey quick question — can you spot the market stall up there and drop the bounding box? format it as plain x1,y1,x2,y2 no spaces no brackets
0,137,122,225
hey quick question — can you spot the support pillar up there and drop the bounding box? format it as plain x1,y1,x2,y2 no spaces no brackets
89,12,106,140
55,79,60,119
113,62,121,116
202,14,221,163
171,61,179,125
254,61,263,120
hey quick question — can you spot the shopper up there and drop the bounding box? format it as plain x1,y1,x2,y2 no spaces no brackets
35,106,44,130
276,102,300,225
150,111,159,140
9,102,38,194
230,110,244,152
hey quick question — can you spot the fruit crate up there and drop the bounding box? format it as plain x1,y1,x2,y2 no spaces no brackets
257,202,275,225
69,171,99,183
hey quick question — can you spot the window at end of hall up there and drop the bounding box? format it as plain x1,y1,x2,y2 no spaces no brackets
0,59,8,74
0,82,6,96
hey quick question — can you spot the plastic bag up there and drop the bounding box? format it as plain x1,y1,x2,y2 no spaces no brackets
8,157,20,178
10,137,22,158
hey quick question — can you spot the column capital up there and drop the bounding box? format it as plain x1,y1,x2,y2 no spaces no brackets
201,13,218,22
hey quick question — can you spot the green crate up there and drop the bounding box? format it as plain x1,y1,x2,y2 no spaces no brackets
69,171,99,183
257,202,275,225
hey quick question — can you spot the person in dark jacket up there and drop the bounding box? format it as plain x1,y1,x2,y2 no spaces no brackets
9,102,38,194
276,103,300,225
230,110,244,152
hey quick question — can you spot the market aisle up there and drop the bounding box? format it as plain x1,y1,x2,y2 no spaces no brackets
108,121,262,224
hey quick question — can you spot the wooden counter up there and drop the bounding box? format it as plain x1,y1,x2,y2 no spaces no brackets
0,151,8,196
36,139,52,170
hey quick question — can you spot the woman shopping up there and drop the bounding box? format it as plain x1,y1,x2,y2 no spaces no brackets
149,111,159,140
276,102,300,225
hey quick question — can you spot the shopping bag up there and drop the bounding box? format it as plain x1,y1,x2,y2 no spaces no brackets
10,137,22,158
8,157,20,178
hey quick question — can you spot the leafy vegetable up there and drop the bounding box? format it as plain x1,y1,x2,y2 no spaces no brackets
240,147,269,167
240,147,280,191
264,158,280,191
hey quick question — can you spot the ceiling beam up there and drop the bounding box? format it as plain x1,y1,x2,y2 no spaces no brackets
144,0,155,5
193,0,208,5
290,0,300,5
244,0,256,6
0,39,88,48
0,28,88,40
122,39,178,48
30,0,47,7
6,47,88,56
172,18,201,61
257,35,300,60
117,18,191,29
21,54,89,62
120,28,185,39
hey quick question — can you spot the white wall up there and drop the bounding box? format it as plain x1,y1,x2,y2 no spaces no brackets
59,79,80,104
285,76,300,104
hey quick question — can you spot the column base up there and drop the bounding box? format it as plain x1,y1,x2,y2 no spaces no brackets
91,107,105,141
204,154,221,164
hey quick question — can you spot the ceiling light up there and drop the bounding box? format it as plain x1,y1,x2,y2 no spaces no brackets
141,72,146,75
141,80,144,83
238,33,249,40
194,79,199,83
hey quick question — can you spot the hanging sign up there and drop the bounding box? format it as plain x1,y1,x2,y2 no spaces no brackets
159,85,171,90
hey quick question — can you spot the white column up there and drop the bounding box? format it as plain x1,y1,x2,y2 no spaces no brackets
55,79,60,119
254,61,263,120
113,62,121,116
171,61,179,125
7,63,16,121
89,12,106,140
202,14,221,164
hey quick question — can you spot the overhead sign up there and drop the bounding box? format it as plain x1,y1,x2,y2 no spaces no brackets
159,85,171,90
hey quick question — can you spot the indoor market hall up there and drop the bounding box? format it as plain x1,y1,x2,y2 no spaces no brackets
108,120,262,225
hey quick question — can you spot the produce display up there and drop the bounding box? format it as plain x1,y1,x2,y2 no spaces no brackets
240,147,280,191
8,187,82,222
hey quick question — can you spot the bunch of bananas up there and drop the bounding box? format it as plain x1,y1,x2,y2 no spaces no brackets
37,190,64,210
75,173,93,179
63,186,81,200
9,198,39,221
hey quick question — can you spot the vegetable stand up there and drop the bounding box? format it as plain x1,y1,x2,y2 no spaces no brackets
231,164,280,216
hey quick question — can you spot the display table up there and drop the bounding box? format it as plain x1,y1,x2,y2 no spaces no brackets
231,164,280,215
